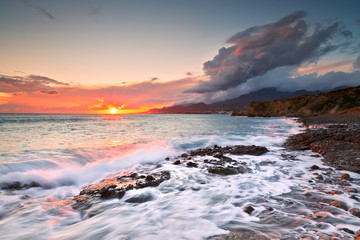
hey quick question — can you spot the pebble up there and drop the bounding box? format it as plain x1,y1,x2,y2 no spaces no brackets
341,173,350,180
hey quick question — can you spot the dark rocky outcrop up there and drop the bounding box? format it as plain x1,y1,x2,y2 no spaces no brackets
72,171,170,208
1,181,42,190
189,145,269,157
174,145,268,176
248,86,360,117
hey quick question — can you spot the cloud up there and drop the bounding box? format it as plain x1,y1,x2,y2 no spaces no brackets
0,74,68,93
0,74,201,113
19,0,55,20
40,90,57,95
354,56,360,69
185,72,193,76
186,10,352,93
35,6,55,20
238,66,360,93
356,19,360,25
294,58,355,76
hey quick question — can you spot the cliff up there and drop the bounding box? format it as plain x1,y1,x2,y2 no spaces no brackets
247,86,360,117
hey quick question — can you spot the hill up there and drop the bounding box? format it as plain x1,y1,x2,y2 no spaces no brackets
247,86,360,117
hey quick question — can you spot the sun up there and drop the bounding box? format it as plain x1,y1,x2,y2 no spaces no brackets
109,107,118,114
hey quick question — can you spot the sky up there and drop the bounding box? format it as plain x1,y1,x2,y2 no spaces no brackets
0,0,360,113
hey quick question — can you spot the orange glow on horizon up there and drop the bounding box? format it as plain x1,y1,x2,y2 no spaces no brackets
90,103,172,115
109,107,118,114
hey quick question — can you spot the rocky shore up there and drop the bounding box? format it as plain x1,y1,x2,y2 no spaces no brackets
4,114,359,239
71,144,269,212
284,114,360,173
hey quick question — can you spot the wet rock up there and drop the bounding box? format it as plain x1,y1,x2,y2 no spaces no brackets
331,190,343,195
330,200,348,210
186,161,198,167
180,153,188,158
349,208,360,218
314,212,329,219
316,175,324,180
72,171,170,207
341,228,354,234
243,205,255,215
1,181,42,190
310,165,320,170
208,166,250,175
189,145,268,157
125,193,153,203
318,235,330,240
145,175,155,181
341,173,350,180
100,189,125,199
173,160,181,165
165,157,170,161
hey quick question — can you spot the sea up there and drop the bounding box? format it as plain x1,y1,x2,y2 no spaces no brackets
0,114,359,239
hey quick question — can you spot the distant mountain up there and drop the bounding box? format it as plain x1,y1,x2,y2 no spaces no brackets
146,86,351,114
147,102,214,114
210,88,320,111
248,86,360,117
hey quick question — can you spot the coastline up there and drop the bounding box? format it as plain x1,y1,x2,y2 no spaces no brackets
284,114,360,173
211,114,360,240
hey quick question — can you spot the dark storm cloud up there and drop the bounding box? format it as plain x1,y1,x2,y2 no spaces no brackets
354,56,360,69
0,74,68,93
186,11,352,93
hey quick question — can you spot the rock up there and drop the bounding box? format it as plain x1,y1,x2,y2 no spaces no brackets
1,181,42,190
341,228,354,234
208,167,238,175
341,173,350,180
173,160,181,165
165,157,170,161
331,190,343,195
243,205,255,215
330,200,348,210
189,145,268,157
180,153,188,158
318,235,330,240
145,175,155,181
315,212,329,219
125,193,153,203
186,161,198,167
310,165,320,170
316,175,324,180
213,152,223,158
72,171,171,207
350,208,360,218
208,166,250,175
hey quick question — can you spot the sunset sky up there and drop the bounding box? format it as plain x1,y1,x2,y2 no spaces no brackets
1,0,360,113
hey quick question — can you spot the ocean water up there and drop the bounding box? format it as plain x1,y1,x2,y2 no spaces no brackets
0,114,359,239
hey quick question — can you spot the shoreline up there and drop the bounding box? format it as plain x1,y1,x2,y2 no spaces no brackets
284,114,360,173
211,114,360,240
